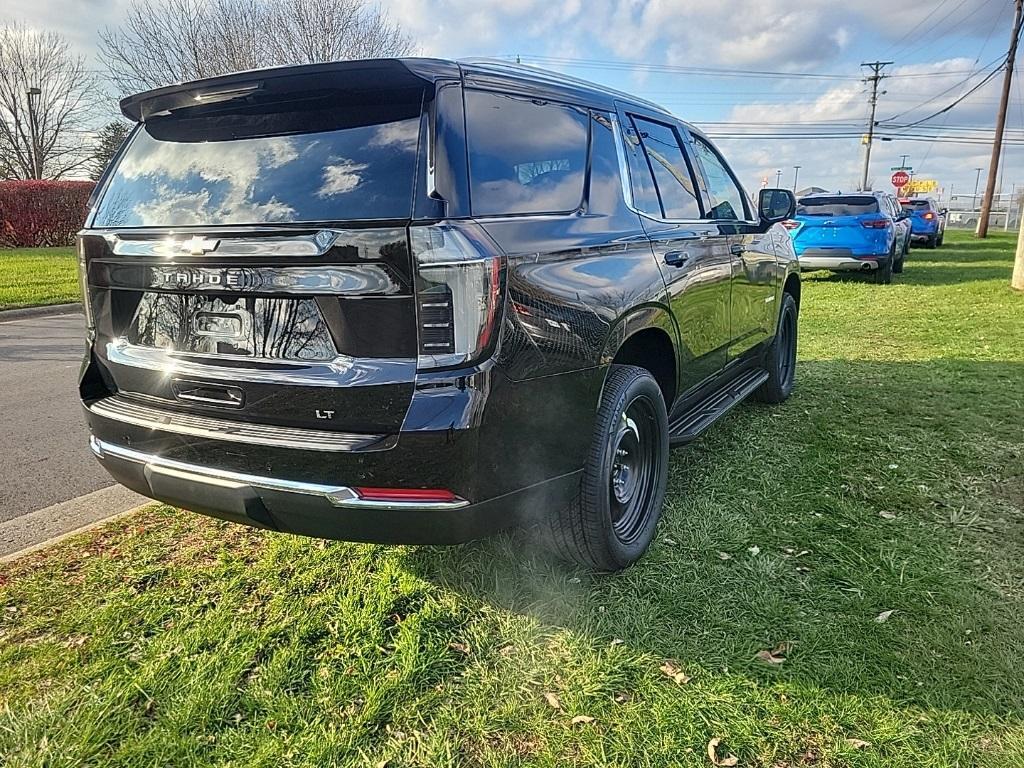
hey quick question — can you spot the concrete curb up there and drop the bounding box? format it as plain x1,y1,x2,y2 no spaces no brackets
0,485,152,563
0,303,82,323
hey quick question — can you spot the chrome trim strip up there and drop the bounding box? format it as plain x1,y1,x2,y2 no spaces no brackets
88,395,391,452
104,340,418,388
104,230,340,258
89,436,470,511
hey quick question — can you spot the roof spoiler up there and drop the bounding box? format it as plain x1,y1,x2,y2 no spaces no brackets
119,58,458,122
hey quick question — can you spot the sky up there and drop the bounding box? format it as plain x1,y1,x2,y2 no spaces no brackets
9,0,1024,202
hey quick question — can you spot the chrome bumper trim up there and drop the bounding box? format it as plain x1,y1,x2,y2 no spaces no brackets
88,395,391,453
89,436,470,511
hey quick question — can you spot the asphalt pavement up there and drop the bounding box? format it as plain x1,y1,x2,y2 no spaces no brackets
0,312,146,555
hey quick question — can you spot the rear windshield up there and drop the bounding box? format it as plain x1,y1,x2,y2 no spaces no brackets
901,200,931,211
93,92,423,227
797,196,879,216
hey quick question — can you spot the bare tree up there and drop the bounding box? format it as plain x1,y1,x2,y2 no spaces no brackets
0,23,100,179
99,0,415,96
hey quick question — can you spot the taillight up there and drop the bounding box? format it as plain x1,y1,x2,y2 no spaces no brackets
923,211,935,220
861,218,890,229
781,219,800,230
411,223,505,370
77,236,95,335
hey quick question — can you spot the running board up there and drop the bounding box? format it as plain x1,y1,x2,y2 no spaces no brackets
668,368,769,446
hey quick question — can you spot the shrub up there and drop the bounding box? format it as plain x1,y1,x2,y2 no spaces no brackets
0,180,95,248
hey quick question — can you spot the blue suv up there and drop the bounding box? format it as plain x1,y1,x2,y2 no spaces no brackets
900,197,946,248
784,192,904,284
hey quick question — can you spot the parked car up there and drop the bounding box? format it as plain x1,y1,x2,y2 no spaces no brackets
900,197,945,247
78,58,800,571
883,192,912,269
784,191,903,284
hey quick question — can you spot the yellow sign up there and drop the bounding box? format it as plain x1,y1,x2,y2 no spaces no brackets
902,179,938,194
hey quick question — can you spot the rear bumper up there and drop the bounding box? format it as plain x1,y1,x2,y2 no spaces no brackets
82,362,602,544
798,251,887,272
89,436,579,543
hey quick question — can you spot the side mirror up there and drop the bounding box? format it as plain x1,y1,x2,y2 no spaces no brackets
940,208,948,215
758,188,795,228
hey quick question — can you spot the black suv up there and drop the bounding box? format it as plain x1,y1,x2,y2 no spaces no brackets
79,58,800,570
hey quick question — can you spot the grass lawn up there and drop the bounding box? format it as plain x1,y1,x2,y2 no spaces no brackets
1,230,1022,766
0,246,78,310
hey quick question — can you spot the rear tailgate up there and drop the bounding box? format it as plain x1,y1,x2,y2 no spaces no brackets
81,66,429,434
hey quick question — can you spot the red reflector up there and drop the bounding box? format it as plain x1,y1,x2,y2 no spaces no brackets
354,487,460,503
781,219,800,230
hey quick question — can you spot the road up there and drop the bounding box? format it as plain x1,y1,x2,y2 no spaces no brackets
0,313,145,555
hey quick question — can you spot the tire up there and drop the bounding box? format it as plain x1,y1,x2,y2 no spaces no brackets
545,364,669,571
937,231,944,246
874,256,893,284
893,251,905,273
926,234,937,249
754,292,798,404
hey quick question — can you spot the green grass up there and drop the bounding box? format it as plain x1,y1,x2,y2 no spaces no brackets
1,230,1022,766
0,246,78,310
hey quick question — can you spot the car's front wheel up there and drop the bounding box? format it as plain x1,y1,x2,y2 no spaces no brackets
755,292,798,404
546,364,669,571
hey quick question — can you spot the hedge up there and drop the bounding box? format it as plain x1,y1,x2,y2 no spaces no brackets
0,180,95,248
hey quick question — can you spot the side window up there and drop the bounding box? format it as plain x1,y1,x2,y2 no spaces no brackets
691,135,748,221
631,116,701,220
620,118,661,216
465,90,589,216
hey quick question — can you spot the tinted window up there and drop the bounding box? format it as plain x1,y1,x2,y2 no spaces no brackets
94,96,422,227
631,117,701,219
691,135,747,220
797,196,879,216
621,119,661,216
901,200,932,210
465,90,588,216
588,112,627,214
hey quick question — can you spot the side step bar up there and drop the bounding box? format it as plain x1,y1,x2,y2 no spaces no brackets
668,368,769,446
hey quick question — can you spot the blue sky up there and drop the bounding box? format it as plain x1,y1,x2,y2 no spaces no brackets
12,0,1024,200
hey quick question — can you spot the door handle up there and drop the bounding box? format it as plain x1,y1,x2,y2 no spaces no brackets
730,243,745,256
664,250,691,267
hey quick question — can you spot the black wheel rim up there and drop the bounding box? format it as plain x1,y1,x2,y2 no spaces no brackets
778,308,796,390
609,394,661,544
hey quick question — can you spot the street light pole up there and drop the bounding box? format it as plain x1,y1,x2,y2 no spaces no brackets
26,86,42,179
792,165,801,192
775,169,782,187
899,154,909,168
974,167,984,206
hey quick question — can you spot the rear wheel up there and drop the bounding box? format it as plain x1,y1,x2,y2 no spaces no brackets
755,292,798,404
546,365,668,571
874,254,894,284
936,231,944,246
926,234,938,249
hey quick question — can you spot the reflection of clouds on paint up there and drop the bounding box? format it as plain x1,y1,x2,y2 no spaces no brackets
317,159,369,198
115,134,302,223
368,120,419,153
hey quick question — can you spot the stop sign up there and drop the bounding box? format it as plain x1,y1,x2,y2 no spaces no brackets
892,170,910,188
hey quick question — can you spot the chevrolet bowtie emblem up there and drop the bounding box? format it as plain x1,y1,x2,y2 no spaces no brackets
180,236,220,255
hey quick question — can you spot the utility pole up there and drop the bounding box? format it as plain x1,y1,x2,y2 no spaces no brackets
860,60,892,191
899,154,909,168
775,169,782,187
977,0,1023,238
792,165,801,192
26,87,42,180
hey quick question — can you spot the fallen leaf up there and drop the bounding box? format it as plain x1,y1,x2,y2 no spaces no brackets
875,610,895,623
748,545,761,556
707,737,739,766
718,551,733,560
610,638,625,646
543,692,561,710
879,510,897,520
571,715,595,725
663,537,677,545
659,660,692,684
755,642,789,665
448,641,471,655
613,691,631,704
846,738,871,749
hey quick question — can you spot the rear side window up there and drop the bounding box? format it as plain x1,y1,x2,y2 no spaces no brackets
93,92,423,227
631,117,701,220
465,90,588,216
621,119,662,216
797,197,879,216
690,135,747,221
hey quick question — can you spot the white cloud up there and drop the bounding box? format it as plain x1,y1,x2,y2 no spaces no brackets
317,160,369,197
